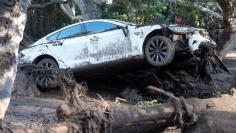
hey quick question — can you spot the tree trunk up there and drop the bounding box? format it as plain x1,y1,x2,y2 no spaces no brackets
216,0,236,59
168,0,174,20
194,1,235,59
0,0,28,121
60,1,76,21
74,0,102,20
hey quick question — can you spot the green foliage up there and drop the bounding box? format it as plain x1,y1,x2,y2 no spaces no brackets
101,0,171,24
26,0,214,41
101,0,211,27
172,0,208,27
138,99,160,107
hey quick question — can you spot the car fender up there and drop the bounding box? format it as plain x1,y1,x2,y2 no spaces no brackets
131,24,163,54
138,24,163,37
20,44,67,68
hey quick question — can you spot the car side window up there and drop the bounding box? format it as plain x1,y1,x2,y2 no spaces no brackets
47,32,60,41
85,21,118,34
58,24,82,39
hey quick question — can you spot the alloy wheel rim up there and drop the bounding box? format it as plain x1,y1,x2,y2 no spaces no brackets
37,60,58,87
146,39,168,64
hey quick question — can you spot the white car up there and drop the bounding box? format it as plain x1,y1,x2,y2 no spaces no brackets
19,19,212,89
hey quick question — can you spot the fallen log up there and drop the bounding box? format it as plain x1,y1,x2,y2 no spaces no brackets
56,75,203,133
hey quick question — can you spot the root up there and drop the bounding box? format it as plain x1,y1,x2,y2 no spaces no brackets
57,69,112,133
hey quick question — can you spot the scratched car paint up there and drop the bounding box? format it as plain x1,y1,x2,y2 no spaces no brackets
19,19,215,88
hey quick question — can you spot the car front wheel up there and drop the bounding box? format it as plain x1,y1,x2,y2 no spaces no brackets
144,36,175,67
35,58,60,90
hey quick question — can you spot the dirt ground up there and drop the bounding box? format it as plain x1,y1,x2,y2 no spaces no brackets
4,48,236,132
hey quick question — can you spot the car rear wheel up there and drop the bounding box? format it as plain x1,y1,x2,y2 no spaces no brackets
144,36,175,67
35,58,60,90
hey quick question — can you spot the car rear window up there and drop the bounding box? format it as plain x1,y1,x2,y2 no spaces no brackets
58,24,82,39
85,21,117,34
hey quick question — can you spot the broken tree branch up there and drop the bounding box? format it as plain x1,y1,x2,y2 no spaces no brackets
147,86,179,101
194,3,223,21
59,3,76,20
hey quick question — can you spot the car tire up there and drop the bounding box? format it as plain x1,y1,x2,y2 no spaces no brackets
144,36,175,67
35,58,60,90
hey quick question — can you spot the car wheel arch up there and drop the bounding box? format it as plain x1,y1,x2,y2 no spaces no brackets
33,54,59,67
143,36,175,66
142,29,164,53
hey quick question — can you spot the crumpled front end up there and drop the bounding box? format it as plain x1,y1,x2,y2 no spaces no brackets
188,31,216,56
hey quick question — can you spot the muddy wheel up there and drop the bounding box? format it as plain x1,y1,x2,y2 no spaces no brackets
35,58,59,90
144,36,175,66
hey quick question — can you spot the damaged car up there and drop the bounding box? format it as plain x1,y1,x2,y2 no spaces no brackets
19,19,217,89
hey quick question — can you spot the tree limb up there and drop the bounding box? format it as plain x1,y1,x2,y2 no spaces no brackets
59,3,75,20
194,3,223,21
28,0,83,20
28,0,67,9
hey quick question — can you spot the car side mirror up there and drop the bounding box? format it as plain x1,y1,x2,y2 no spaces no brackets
119,26,129,37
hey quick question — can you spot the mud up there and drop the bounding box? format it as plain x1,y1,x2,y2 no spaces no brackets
5,97,64,127
4,48,236,132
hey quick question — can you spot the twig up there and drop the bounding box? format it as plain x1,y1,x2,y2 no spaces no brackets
147,86,179,101
97,93,110,111
115,97,127,104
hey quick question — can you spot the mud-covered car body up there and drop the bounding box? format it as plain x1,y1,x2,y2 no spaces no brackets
19,19,213,80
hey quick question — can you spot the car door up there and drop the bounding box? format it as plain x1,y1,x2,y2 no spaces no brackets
84,21,132,64
55,24,89,68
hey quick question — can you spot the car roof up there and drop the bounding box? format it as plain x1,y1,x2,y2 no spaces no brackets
31,19,133,46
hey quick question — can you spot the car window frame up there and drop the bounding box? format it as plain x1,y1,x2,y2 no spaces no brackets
84,21,120,35
46,24,87,41
46,32,60,41
57,24,87,40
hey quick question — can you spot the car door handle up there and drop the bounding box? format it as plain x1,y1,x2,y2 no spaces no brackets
90,36,99,41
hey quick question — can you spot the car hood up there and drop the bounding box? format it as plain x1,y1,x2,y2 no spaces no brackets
167,25,200,34
135,23,200,33
27,37,48,48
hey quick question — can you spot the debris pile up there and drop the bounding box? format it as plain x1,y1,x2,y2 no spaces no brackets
56,70,199,133
9,36,235,133
116,41,233,100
